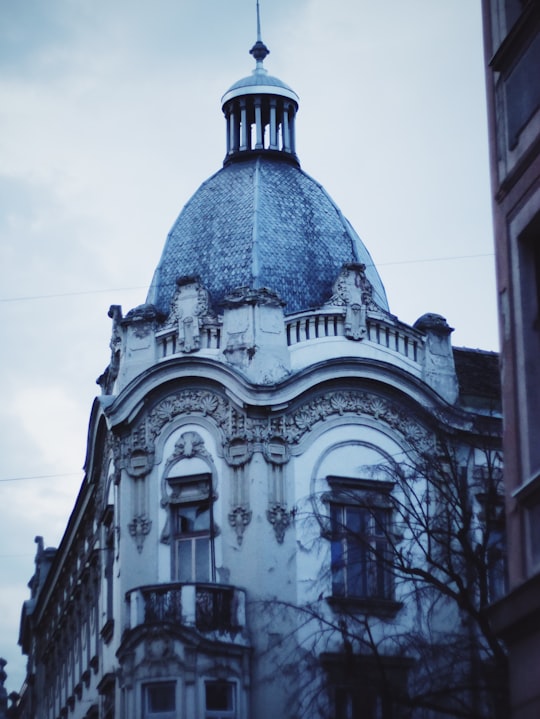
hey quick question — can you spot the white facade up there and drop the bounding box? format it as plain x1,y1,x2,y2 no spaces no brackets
15,26,505,719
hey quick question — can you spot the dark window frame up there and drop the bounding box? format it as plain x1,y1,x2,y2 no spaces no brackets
168,473,216,583
204,680,236,719
142,681,177,719
325,477,396,605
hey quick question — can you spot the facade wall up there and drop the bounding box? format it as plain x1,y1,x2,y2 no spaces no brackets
481,2,540,717
15,340,504,718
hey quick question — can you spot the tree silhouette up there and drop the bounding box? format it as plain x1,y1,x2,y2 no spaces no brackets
255,428,507,719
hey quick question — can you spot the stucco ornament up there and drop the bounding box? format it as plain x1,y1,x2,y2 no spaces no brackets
147,391,231,440
266,503,292,544
325,263,382,341
228,506,253,545
283,391,432,450
128,514,152,553
122,424,155,478
141,388,432,463
164,276,212,353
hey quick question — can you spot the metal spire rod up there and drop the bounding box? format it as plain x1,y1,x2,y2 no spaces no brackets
256,0,262,42
250,0,269,64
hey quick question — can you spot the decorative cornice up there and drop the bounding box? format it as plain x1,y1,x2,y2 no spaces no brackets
140,387,434,457
282,391,432,449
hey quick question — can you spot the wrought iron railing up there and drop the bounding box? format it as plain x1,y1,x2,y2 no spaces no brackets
195,584,236,632
127,582,245,636
142,585,183,623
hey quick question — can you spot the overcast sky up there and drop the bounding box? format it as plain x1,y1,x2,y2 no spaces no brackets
0,0,496,693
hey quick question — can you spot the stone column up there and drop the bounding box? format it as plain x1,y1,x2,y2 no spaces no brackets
269,98,278,149
254,96,263,149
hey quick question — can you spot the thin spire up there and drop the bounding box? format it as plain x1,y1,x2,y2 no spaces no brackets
256,0,262,42
250,0,269,67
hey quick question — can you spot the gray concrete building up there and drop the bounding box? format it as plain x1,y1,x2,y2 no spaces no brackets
481,2,540,718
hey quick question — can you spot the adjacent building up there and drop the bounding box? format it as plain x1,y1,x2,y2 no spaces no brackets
13,22,505,719
481,2,540,718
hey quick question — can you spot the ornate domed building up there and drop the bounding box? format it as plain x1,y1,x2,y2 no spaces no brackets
14,16,505,719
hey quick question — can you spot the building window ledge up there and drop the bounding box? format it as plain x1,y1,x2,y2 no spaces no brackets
327,596,403,618
512,470,540,501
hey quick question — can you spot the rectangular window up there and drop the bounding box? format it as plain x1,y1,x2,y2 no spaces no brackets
174,503,211,582
518,215,540,480
143,682,176,719
505,32,540,149
205,681,236,719
169,474,214,583
335,687,386,719
331,503,392,600
323,652,411,719
326,477,395,602
476,481,507,604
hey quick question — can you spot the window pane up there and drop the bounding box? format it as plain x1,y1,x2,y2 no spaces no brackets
331,538,346,596
347,540,367,597
195,537,210,581
176,539,193,582
330,501,392,600
374,540,390,599
505,33,540,148
335,688,353,719
330,504,343,533
146,682,175,712
176,537,210,582
346,506,365,536
176,504,210,534
205,681,234,710
372,508,387,536
194,505,210,531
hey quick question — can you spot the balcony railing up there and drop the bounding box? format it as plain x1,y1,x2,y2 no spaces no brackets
285,309,424,364
126,582,247,641
156,324,222,358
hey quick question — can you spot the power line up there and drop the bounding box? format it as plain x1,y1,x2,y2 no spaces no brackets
0,253,494,304
0,286,145,304
0,472,81,483
377,252,493,267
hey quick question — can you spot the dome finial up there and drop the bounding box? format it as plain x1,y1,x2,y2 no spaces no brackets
250,0,269,66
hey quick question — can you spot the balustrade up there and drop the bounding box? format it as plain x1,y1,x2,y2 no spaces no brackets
285,311,423,364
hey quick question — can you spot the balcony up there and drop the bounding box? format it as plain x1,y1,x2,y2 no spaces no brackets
126,582,248,644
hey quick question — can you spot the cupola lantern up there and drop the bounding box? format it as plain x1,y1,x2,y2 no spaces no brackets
221,2,299,165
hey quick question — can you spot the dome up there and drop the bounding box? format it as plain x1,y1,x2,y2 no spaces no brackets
221,67,299,106
147,156,389,316
146,20,389,320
